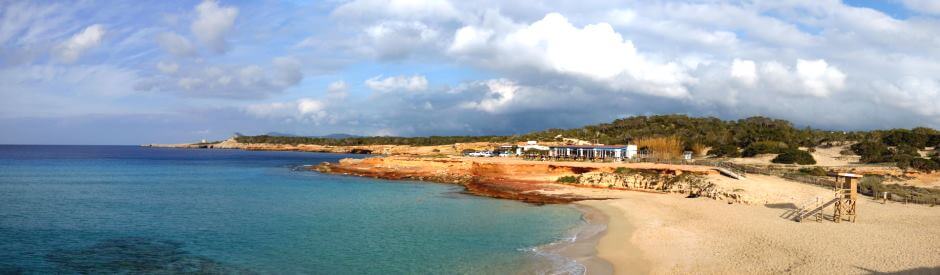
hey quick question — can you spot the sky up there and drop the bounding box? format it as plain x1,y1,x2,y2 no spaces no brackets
2,0,940,145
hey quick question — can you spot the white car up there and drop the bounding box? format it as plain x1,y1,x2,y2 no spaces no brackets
468,151,494,157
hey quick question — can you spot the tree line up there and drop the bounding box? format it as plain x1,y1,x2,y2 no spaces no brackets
234,115,940,171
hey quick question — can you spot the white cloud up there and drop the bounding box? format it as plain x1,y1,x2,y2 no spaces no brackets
449,26,493,53
362,21,441,59
327,80,349,99
746,59,846,98
449,12,692,98
730,59,757,86
365,74,428,92
872,77,940,116
137,56,303,98
332,0,459,22
156,32,196,57
245,98,328,122
192,0,238,53
297,98,324,115
54,24,105,63
902,0,940,15
156,61,179,74
460,79,518,113
0,64,141,117
795,59,846,97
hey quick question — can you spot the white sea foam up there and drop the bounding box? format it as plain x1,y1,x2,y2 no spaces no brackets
524,211,610,275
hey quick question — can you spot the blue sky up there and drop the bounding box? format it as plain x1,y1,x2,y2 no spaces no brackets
3,0,940,144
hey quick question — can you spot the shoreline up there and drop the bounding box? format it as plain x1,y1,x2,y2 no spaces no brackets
149,146,940,273
536,204,615,275
575,201,650,275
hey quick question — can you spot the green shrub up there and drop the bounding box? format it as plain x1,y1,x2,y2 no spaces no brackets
742,141,788,157
771,149,816,165
881,128,938,149
929,134,940,148
851,141,891,163
556,176,578,183
859,175,940,202
709,144,741,157
858,175,885,196
798,166,828,176
910,157,940,172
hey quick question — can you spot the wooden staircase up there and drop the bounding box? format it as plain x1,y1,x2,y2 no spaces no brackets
794,197,840,222
713,167,745,180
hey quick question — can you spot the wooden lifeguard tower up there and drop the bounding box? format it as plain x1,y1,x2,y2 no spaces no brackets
794,172,861,223
831,173,861,223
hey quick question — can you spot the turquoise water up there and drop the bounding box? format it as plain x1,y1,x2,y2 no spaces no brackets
0,145,584,274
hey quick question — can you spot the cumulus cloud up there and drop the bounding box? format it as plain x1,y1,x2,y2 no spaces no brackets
730,59,757,86
459,79,518,113
795,59,846,97
449,12,691,98
872,77,940,117
362,21,441,59
245,98,330,123
365,74,428,92
155,32,196,57
192,0,238,53
9,0,940,143
137,56,303,98
54,24,105,63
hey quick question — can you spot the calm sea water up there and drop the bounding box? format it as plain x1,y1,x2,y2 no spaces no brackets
0,145,585,274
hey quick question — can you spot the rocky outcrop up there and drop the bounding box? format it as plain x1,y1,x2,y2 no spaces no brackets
562,171,754,204
314,156,719,204
145,138,499,156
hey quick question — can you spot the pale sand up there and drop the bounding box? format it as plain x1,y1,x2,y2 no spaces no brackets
548,205,616,275
576,191,940,274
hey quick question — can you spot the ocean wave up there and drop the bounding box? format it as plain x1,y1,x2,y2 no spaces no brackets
522,215,608,275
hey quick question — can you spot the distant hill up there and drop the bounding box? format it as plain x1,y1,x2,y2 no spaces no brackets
237,115,940,148
263,132,299,137
258,132,360,139
320,133,359,139
234,114,940,171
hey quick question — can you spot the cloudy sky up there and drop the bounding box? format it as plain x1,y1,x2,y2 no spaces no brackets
2,0,940,144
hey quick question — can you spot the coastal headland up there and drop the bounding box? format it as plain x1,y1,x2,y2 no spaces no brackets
149,138,940,274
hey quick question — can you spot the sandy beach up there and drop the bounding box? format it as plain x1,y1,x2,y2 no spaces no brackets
575,191,940,274
313,155,940,274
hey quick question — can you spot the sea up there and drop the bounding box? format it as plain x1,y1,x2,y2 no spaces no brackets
0,145,588,274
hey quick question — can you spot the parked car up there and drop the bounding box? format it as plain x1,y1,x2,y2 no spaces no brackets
467,151,493,157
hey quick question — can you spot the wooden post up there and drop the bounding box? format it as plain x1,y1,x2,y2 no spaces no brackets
883,192,887,204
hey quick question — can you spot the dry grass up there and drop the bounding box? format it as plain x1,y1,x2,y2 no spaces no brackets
691,143,708,157
637,136,683,160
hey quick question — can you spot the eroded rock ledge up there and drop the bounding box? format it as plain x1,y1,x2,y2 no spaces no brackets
313,156,727,204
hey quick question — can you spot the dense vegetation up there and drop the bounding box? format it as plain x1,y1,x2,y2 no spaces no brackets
771,149,816,165
236,114,940,171
850,129,940,172
858,176,940,203
235,135,512,146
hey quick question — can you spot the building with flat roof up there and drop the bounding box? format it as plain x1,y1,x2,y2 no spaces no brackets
547,145,638,160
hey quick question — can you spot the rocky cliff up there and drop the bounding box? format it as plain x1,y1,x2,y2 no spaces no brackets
313,156,730,204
